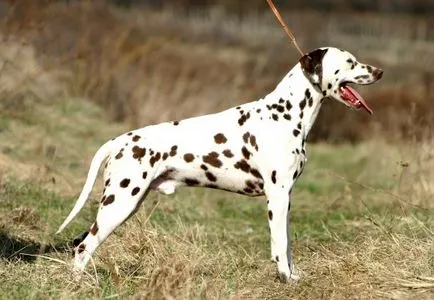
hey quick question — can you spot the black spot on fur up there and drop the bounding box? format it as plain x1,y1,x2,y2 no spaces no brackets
234,159,251,173
173,120,180,125
283,114,291,121
205,172,217,182
185,178,200,186
132,146,146,161
72,231,88,247
77,243,86,254
184,153,195,162
241,146,251,160
238,112,251,126
293,170,299,180
286,101,292,111
142,172,147,179
132,135,141,142
223,149,234,158
243,188,253,194
251,138,259,151
150,152,161,167
299,99,306,110
293,129,300,137
250,168,263,179
246,180,256,189
90,222,99,235
268,210,273,220
271,171,277,184
203,152,222,168
214,133,227,144
105,179,110,187
131,187,140,196
120,178,130,188
115,151,123,159
170,145,178,156
272,114,278,121
103,194,115,206
243,132,250,143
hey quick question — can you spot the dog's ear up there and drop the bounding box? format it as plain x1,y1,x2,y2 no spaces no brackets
299,48,328,87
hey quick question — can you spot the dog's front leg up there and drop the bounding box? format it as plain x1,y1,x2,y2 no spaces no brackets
265,178,299,283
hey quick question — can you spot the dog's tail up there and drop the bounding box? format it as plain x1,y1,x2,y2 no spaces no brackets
56,140,113,234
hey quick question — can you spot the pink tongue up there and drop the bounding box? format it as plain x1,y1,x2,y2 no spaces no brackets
344,85,373,115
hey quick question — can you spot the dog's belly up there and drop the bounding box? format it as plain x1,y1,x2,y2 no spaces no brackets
151,165,265,197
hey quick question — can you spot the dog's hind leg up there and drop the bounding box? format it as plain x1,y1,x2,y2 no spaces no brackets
72,171,152,272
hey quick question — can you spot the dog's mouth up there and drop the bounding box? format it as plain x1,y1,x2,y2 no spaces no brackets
339,82,373,115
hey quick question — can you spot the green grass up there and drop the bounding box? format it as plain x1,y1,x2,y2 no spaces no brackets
0,29,432,299
1,116,433,299
1,137,433,299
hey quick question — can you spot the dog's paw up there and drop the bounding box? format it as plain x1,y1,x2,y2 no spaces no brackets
278,271,300,283
278,264,301,283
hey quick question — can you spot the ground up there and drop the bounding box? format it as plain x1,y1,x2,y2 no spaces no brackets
0,95,432,299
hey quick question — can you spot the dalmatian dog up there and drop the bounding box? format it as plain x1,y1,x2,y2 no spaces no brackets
57,47,383,282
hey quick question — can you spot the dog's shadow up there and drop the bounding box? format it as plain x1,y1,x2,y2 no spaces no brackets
0,230,70,262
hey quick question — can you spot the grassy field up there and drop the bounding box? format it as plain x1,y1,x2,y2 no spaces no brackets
0,2,433,299
0,91,433,299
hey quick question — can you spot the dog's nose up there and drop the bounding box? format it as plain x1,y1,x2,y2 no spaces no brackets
373,68,383,80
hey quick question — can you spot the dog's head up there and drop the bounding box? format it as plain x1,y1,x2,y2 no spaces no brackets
300,47,383,114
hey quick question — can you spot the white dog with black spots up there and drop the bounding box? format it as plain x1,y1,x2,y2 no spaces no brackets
57,47,383,282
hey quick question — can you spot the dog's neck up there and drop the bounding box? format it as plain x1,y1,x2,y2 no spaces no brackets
263,64,324,139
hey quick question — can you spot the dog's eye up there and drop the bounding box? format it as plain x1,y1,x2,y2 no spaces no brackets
346,58,355,70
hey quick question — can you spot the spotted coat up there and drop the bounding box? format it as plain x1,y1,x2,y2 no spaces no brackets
57,47,383,282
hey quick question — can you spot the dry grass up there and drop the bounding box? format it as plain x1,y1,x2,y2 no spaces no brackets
3,1,434,141
1,134,433,299
0,1,433,299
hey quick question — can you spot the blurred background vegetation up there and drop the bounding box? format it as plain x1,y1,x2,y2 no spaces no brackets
1,0,433,143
